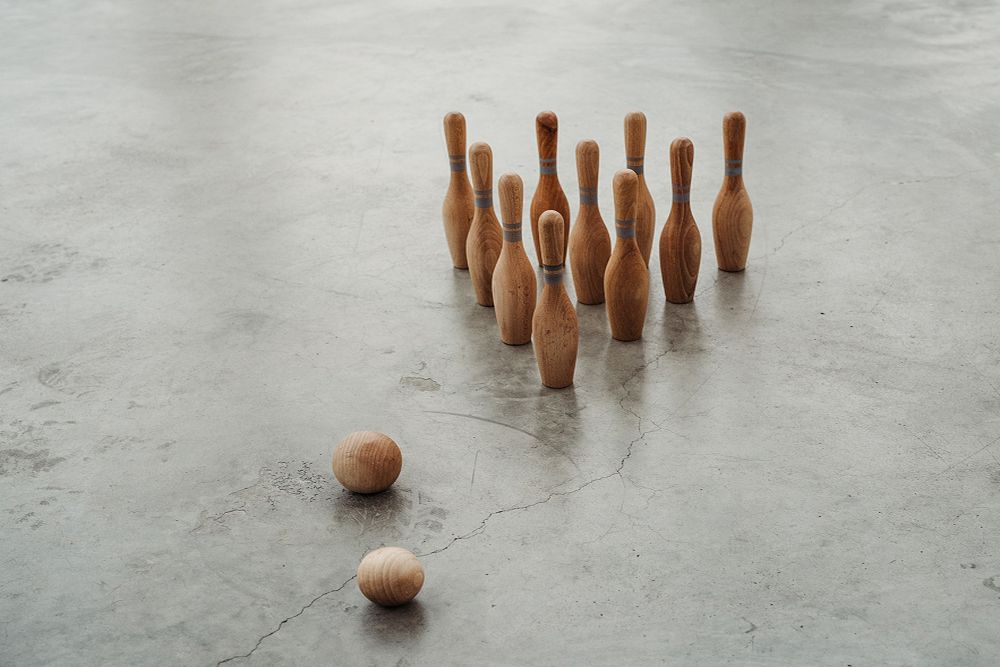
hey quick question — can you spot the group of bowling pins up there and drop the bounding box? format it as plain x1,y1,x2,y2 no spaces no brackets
441,110,753,389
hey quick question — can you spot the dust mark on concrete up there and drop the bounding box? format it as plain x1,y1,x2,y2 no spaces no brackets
399,376,441,392
29,400,61,411
984,576,1000,593
0,448,66,476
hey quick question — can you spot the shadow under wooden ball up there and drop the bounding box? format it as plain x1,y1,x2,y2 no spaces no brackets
332,431,402,494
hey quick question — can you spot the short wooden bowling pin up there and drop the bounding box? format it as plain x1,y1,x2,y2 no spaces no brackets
625,112,656,266
712,111,753,271
466,142,503,307
529,111,571,267
604,170,649,341
492,173,537,345
568,140,611,305
532,211,578,389
441,112,474,269
659,137,702,304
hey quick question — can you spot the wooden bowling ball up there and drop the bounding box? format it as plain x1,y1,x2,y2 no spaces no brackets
332,431,402,494
357,547,424,606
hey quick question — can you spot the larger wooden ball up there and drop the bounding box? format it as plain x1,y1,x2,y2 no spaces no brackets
357,547,424,606
332,431,402,494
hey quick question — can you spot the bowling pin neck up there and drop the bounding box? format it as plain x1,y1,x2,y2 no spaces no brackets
723,159,744,190
448,153,468,182
468,141,493,194
443,112,466,156
474,187,494,211
541,262,565,287
669,137,694,210
501,221,522,245
614,217,638,248
538,210,565,266
624,112,647,166
535,111,559,160
626,156,645,177
538,157,560,180
576,140,599,205
722,111,745,189
612,169,638,223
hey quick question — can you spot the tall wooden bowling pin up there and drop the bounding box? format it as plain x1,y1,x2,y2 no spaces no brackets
604,170,649,342
659,137,701,304
712,111,753,271
624,112,655,266
492,173,537,344
529,111,570,266
532,211,578,389
466,142,503,306
441,112,474,269
568,140,611,305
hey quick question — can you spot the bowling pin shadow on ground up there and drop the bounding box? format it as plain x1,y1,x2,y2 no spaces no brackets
660,300,706,356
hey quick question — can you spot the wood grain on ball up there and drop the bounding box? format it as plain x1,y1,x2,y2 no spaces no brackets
332,431,402,494
357,547,425,606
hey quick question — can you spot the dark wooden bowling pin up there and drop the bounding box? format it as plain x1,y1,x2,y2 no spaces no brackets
604,170,649,341
625,112,655,266
492,173,537,344
712,111,753,271
532,211,578,388
659,137,701,304
466,142,503,306
529,111,571,267
568,140,611,305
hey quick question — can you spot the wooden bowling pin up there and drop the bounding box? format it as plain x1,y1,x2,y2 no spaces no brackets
466,142,503,306
712,111,753,271
532,211,578,389
568,140,611,305
492,173,537,344
441,112,474,269
659,137,702,304
604,170,649,341
624,112,656,266
529,111,571,267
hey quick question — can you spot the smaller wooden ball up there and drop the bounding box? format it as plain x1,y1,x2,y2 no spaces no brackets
357,547,424,606
332,431,402,494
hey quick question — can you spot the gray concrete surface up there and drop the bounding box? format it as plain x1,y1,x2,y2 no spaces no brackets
2,0,999,664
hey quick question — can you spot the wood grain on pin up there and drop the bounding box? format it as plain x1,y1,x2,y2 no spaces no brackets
441,112,474,269
529,111,571,267
357,547,425,607
332,431,402,494
604,170,649,341
465,142,503,306
712,111,753,271
492,173,537,345
532,210,578,388
659,137,702,304
624,112,656,266
568,140,611,305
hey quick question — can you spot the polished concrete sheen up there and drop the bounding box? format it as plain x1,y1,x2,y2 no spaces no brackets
2,1,999,665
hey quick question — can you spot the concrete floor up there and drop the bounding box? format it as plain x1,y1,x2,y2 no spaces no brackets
2,0,999,665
